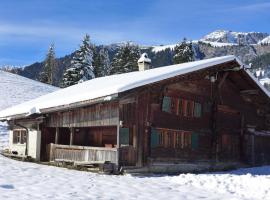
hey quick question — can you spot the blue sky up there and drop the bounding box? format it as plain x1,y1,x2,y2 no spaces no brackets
0,0,269,66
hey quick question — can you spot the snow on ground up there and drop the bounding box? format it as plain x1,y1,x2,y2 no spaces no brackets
0,152,270,200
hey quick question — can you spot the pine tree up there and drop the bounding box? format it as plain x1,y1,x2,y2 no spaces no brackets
40,44,56,85
173,38,194,64
99,48,111,76
62,34,95,87
92,46,102,77
110,42,140,75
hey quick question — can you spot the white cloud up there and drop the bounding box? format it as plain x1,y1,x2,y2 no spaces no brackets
0,21,130,45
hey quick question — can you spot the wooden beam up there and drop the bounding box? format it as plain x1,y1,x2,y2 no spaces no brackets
218,72,229,89
240,89,259,95
70,127,74,145
55,127,59,144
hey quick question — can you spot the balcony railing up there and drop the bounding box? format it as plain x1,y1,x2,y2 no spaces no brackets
47,143,118,164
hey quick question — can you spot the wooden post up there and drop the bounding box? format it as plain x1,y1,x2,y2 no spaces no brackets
55,127,59,144
70,127,74,145
251,134,255,166
239,115,245,161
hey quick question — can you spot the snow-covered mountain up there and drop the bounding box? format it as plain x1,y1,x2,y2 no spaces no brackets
259,36,270,45
0,70,59,149
202,30,269,45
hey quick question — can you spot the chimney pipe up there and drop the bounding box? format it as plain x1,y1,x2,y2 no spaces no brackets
138,53,151,71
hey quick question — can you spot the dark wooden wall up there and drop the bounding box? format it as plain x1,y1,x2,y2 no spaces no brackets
118,67,270,165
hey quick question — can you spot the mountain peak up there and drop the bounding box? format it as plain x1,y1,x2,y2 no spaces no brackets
202,30,269,45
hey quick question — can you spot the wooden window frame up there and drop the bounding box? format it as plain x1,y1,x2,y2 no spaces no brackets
13,129,27,144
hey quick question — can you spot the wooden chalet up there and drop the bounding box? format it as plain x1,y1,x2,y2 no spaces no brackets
1,55,270,173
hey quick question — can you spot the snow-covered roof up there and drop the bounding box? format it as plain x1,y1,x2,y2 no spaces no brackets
138,53,151,63
0,55,268,120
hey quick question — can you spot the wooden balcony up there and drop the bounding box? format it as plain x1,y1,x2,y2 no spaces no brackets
47,143,118,164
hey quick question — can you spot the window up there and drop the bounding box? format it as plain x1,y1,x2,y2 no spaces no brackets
178,98,183,116
170,98,178,114
13,130,27,144
162,96,171,113
151,128,192,149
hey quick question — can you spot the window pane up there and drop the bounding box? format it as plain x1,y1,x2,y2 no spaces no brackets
204,101,212,113
162,96,171,113
187,101,194,117
21,130,27,144
194,102,202,117
178,98,182,116
182,100,188,116
192,132,199,150
13,131,19,144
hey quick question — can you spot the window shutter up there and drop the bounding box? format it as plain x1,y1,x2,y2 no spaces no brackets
192,132,199,150
21,130,27,144
162,96,171,113
119,128,129,146
151,128,159,148
194,102,202,117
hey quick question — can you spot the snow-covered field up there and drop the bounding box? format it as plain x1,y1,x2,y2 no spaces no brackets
1,150,270,200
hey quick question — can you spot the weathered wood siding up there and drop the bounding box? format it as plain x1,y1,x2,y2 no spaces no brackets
46,102,119,127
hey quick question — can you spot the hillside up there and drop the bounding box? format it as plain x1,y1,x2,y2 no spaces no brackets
0,70,59,149
4,30,270,87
